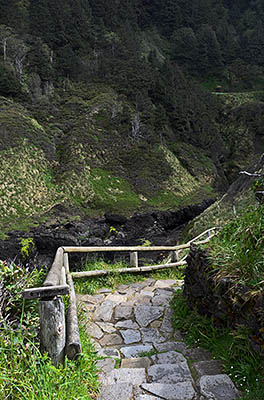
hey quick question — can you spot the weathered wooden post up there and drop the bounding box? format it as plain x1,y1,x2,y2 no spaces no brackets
39,296,65,366
39,247,66,366
130,251,138,268
64,252,82,360
170,250,179,262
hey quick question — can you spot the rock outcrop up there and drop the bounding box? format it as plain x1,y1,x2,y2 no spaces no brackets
0,200,214,269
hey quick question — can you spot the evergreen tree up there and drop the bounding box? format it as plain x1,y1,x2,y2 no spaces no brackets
0,0,28,32
26,38,54,81
0,62,21,96
196,24,223,76
216,22,239,64
171,27,198,70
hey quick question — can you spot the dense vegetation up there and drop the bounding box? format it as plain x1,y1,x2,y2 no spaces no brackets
2,0,264,89
1,206,263,398
0,260,99,399
172,290,264,400
172,202,264,400
0,0,263,229
209,204,264,289
0,2,263,399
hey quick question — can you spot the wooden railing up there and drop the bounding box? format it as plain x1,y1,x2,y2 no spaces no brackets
23,226,219,365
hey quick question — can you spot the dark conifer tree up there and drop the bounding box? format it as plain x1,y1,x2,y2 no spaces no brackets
196,24,223,75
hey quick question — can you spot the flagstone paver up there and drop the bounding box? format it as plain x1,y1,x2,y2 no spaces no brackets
121,357,151,369
120,328,141,344
93,303,114,322
85,321,104,339
115,320,139,329
134,305,164,327
103,368,146,385
140,327,166,344
120,344,154,358
97,321,116,333
151,350,186,365
148,362,193,384
141,382,196,400
77,278,239,400
99,333,123,346
199,374,240,400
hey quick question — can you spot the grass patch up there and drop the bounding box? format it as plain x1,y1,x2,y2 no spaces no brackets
148,183,216,210
208,205,264,289
74,257,185,295
89,168,141,214
0,260,99,400
0,144,64,221
171,291,264,399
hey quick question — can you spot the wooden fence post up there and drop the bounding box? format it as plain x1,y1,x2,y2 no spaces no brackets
43,247,64,287
130,251,138,268
65,272,82,360
64,252,82,360
170,251,179,262
39,246,65,366
39,296,66,366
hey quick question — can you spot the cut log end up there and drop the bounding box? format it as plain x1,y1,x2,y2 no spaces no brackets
66,342,82,360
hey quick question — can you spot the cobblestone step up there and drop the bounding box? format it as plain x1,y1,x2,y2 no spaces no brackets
77,278,240,400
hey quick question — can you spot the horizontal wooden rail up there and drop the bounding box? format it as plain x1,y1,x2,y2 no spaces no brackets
24,284,69,299
43,247,64,287
71,260,187,279
62,237,213,254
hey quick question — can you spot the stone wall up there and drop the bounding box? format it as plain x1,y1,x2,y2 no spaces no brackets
183,244,264,354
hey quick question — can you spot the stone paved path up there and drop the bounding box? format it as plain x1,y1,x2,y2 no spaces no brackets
77,278,240,400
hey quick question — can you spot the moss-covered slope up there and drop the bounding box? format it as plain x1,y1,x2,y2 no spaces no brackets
0,85,219,232
1,83,263,234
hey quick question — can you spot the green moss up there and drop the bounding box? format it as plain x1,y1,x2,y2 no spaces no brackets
212,91,259,108
89,168,141,214
0,216,41,238
148,184,216,210
147,146,216,210
148,191,181,209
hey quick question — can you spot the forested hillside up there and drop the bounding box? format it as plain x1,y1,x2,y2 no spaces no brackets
0,0,263,230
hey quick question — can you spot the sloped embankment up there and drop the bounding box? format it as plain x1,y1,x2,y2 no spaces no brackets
184,203,264,354
0,87,217,232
